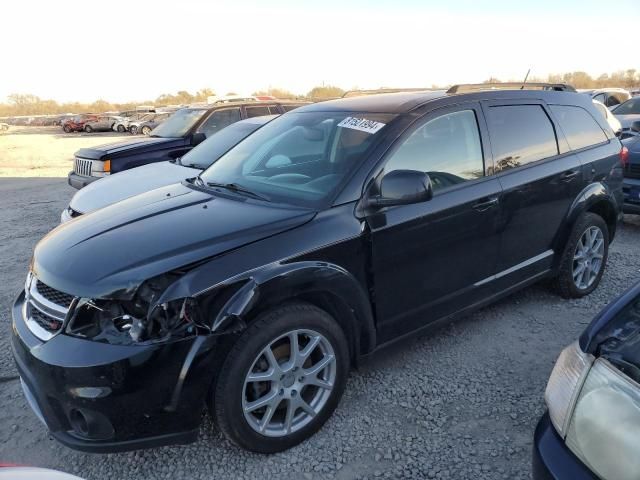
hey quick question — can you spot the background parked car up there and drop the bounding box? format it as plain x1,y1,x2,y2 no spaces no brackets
68,100,307,189
593,100,621,135
533,281,640,480
0,466,84,479
61,115,277,221
61,114,98,133
611,96,640,138
137,112,173,135
580,88,631,110
0,123,8,132
82,115,123,133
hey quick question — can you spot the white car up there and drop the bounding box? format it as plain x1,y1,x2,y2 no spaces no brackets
579,88,631,110
0,467,83,480
61,115,275,222
592,100,621,135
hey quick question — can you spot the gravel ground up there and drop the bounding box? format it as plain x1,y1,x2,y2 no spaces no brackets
1,130,640,479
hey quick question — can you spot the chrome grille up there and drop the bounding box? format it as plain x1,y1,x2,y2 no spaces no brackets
24,274,74,341
36,280,74,308
74,157,93,177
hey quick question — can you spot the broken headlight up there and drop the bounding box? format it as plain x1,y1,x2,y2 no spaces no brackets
66,276,206,345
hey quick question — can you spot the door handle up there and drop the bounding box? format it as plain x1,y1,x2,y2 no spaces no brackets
472,196,499,211
561,170,580,182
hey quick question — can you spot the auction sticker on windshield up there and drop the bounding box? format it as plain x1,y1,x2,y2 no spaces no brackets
338,117,386,134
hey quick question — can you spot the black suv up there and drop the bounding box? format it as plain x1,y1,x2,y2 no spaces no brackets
68,101,306,189
13,84,624,454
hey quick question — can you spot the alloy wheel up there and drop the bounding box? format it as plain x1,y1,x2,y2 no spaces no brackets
242,329,336,437
572,225,605,290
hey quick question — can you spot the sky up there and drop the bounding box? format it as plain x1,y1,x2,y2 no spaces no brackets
1,0,638,103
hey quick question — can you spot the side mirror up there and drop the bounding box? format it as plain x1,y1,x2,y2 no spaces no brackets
191,132,206,145
367,169,433,208
631,121,640,133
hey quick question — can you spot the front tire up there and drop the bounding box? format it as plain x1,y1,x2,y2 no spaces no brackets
141,126,152,135
130,125,138,135
63,125,72,133
117,124,125,132
212,302,350,453
84,125,93,133
553,212,609,298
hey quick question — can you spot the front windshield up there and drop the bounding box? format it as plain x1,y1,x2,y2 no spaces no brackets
150,108,207,138
199,111,395,208
179,121,268,169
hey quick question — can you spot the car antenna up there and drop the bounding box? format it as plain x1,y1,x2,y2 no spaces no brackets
520,69,531,90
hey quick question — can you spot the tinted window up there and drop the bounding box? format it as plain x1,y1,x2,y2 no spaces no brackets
550,105,607,150
151,109,207,138
385,110,484,191
613,98,640,115
606,94,622,108
197,108,242,137
593,93,606,103
268,106,282,115
246,106,272,118
283,105,301,112
486,105,558,172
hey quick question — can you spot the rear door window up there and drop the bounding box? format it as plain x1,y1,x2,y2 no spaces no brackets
197,108,242,137
245,106,272,118
550,105,608,150
486,105,558,172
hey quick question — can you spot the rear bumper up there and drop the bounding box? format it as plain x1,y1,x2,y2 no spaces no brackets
532,412,597,480
68,171,98,190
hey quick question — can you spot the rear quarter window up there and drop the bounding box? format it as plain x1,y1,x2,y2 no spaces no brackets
486,105,558,172
550,105,608,150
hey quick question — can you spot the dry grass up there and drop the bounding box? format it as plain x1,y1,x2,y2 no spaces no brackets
0,126,131,177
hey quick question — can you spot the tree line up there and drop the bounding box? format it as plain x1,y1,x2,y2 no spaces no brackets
2,70,639,117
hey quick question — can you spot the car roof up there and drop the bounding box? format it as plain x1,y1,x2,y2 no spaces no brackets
579,88,630,94
295,88,592,114
297,91,449,114
238,114,279,125
186,100,309,111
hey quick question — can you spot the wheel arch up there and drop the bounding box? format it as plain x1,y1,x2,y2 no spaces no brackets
197,261,377,364
564,181,620,242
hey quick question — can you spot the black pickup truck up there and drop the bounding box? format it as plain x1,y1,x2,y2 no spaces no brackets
68,101,306,189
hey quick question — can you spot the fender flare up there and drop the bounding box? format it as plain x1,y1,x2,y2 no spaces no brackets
212,261,376,358
554,181,620,261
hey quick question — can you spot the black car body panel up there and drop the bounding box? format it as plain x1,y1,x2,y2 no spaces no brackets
15,88,624,451
532,413,598,480
621,136,640,214
33,182,315,300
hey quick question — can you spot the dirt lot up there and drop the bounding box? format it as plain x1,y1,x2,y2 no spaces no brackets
1,128,639,479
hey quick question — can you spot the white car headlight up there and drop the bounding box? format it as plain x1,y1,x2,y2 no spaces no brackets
544,341,594,437
565,359,640,480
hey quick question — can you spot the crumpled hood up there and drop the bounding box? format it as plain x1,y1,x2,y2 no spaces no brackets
34,183,315,299
69,161,200,215
75,136,183,160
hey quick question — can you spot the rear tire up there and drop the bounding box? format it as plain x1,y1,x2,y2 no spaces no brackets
84,125,93,133
141,126,152,135
212,302,350,453
63,125,72,133
117,124,125,133
552,212,609,298
130,126,138,135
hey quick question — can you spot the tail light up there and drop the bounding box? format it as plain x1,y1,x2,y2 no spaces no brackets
620,146,630,168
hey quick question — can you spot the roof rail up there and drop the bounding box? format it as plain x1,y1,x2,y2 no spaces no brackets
341,87,442,98
446,83,576,94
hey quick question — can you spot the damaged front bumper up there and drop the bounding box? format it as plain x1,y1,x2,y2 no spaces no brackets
11,290,222,453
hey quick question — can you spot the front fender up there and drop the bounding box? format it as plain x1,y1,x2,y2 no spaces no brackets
158,260,376,357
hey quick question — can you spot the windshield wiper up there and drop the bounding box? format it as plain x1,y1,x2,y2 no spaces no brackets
205,181,270,201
